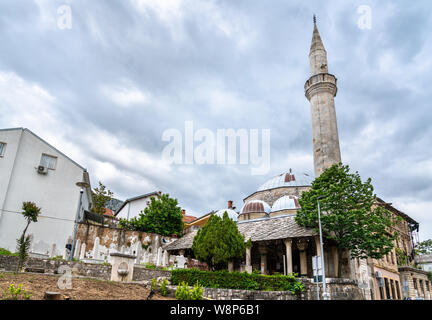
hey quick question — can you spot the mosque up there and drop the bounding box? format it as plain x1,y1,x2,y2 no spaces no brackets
164,18,423,300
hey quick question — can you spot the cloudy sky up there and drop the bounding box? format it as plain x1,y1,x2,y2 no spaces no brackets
1,0,431,240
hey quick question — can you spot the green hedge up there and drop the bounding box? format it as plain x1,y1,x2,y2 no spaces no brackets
171,269,304,294
0,248,18,256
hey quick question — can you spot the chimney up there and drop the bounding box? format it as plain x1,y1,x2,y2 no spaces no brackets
182,209,186,216
228,200,233,209
158,191,162,195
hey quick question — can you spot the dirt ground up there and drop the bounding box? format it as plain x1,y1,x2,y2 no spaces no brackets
0,272,174,300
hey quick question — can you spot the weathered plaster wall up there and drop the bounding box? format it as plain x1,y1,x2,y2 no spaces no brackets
75,223,176,265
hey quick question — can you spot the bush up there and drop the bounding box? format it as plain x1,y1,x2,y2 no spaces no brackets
160,278,169,297
174,281,203,300
0,248,18,256
2,284,31,300
191,281,203,300
171,269,304,294
175,282,192,300
151,278,158,291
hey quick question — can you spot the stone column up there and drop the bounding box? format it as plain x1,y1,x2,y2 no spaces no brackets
284,239,293,274
74,239,81,260
258,244,268,275
314,236,321,256
245,246,252,274
297,239,308,277
79,243,86,260
228,261,234,273
331,246,339,277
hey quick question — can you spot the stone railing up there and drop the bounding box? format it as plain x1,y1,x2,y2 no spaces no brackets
304,73,338,99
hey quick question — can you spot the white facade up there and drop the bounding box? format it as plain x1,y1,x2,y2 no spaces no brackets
115,192,160,220
0,128,92,257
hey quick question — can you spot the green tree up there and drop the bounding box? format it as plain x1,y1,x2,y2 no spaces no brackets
118,194,184,236
192,212,246,270
295,164,396,277
416,239,432,255
16,202,41,272
91,181,114,215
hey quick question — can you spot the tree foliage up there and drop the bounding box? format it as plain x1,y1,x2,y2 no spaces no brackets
192,212,246,270
91,181,114,215
16,202,41,272
295,164,396,277
118,194,184,236
416,239,432,255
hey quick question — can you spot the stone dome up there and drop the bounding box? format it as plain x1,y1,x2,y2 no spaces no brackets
238,200,272,221
257,170,313,192
214,209,239,222
240,200,271,216
271,196,300,213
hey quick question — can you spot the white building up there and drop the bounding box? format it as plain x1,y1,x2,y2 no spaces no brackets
0,128,92,257
115,191,161,220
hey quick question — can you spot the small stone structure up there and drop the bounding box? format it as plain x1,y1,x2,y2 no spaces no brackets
399,266,432,300
110,252,136,282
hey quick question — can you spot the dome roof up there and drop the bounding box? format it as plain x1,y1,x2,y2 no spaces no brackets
258,170,313,192
271,196,300,212
240,200,271,216
214,209,239,222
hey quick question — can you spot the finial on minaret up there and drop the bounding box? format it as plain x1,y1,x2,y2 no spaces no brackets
313,14,316,24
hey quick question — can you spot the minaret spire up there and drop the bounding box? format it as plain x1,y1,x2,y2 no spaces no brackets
309,16,328,76
305,18,341,177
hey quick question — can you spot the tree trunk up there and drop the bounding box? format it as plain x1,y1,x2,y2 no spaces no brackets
337,247,343,278
16,220,31,273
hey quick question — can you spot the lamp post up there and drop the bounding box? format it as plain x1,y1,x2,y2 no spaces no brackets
317,195,329,300
70,181,90,262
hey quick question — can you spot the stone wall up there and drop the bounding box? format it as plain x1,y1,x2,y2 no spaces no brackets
145,278,363,300
0,256,167,282
133,265,171,281
301,278,365,300
75,222,176,266
0,255,112,280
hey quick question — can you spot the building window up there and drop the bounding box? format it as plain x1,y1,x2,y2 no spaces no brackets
384,278,391,300
0,142,6,157
395,280,401,300
40,154,57,170
390,279,396,300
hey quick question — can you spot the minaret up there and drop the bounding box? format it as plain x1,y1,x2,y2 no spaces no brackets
305,16,341,177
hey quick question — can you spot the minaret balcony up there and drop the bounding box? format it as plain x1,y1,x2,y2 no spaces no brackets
304,73,338,100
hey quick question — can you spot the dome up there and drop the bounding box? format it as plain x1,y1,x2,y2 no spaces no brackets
240,200,271,216
214,209,239,222
271,196,300,212
257,170,313,192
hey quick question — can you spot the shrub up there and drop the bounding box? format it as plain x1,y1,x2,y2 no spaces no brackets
175,281,192,300
151,278,158,291
160,278,169,297
0,248,18,256
191,281,203,300
145,263,157,270
2,284,31,300
171,269,304,294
